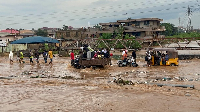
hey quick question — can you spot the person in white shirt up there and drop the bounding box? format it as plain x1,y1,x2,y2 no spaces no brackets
9,51,13,63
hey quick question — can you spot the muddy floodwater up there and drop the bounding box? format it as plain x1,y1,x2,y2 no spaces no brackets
0,55,200,112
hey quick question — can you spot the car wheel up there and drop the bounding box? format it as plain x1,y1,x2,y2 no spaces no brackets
170,63,175,66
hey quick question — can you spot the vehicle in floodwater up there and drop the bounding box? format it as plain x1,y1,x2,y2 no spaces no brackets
73,55,111,69
117,56,138,67
150,48,179,66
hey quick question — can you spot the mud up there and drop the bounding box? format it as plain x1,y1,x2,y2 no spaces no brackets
0,55,200,112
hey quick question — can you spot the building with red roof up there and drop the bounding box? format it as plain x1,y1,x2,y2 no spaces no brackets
0,29,20,35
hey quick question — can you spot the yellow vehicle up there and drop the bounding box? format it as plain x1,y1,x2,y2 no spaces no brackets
151,48,179,66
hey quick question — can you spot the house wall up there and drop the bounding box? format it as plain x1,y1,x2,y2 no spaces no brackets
20,30,34,34
129,20,160,28
0,36,15,42
140,32,146,37
0,44,27,53
56,30,87,40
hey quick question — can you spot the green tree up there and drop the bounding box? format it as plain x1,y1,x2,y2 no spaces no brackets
98,33,113,48
35,29,48,37
99,33,112,39
62,25,68,30
93,24,101,29
98,33,141,49
166,32,200,38
161,23,178,36
115,25,124,38
115,34,141,49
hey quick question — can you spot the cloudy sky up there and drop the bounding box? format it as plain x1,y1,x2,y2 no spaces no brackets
0,0,199,30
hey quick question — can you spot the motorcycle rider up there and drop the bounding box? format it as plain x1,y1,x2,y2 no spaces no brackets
122,51,128,62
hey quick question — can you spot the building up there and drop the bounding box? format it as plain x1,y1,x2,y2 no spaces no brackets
0,29,22,43
39,27,60,38
0,29,20,35
117,18,165,39
19,30,35,38
0,30,23,52
55,18,166,41
56,28,89,40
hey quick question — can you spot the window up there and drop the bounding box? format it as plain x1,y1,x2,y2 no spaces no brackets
133,22,140,26
144,21,150,25
75,32,78,37
66,32,70,37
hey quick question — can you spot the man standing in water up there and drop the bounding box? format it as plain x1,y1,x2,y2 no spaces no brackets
70,50,75,66
19,51,25,63
43,51,48,63
9,51,13,64
48,49,53,64
34,49,40,63
29,50,34,64
132,49,136,63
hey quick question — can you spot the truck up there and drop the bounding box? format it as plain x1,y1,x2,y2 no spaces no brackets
73,56,111,69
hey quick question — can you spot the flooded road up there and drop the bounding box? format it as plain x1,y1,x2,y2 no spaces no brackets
0,55,200,112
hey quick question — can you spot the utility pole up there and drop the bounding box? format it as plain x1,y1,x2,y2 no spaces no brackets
178,17,180,34
187,6,192,32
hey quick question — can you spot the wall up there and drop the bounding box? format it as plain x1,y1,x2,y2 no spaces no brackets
56,30,83,40
0,44,27,53
0,36,15,42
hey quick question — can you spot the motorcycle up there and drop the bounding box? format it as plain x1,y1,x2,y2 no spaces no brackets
72,56,81,69
117,56,138,67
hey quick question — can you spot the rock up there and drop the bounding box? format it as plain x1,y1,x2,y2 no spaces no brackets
188,79,194,81
185,93,191,96
163,77,172,81
61,76,74,79
30,75,39,78
0,76,12,80
9,75,17,77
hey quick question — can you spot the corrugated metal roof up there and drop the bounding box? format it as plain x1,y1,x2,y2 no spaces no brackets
0,29,19,34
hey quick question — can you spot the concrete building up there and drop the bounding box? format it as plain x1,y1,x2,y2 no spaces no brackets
39,27,60,38
56,28,86,40
117,18,165,39
55,18,166,41
98,22,120,33
0,30,22,43
19,30,35,38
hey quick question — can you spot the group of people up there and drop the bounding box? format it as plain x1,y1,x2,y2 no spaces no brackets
70,45,113,66
145,50,169,67
29,49,54,64
9,51,25,64
79,45,111,60
9,49,54,64
93,48,110,59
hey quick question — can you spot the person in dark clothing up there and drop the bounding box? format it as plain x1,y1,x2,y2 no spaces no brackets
34,49,40,63
29,51,34,64
43,51,48,63
155,51,161,65
161,53,166,65
106,49,110,58
132,50,136,62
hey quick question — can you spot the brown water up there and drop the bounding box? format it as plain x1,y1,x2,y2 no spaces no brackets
0,55,200,112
